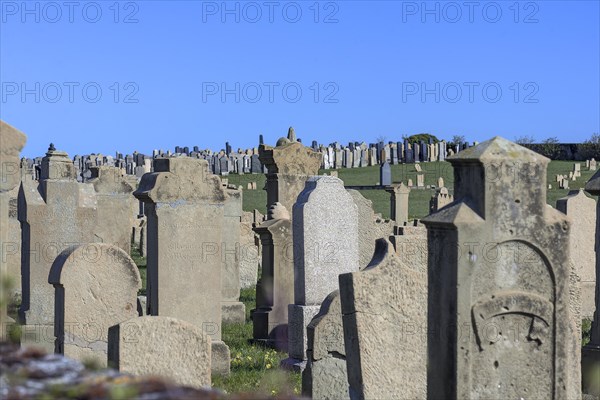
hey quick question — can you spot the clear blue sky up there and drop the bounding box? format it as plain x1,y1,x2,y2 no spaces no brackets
1,0,599,158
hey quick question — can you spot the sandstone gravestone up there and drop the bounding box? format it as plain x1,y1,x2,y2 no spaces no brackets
0,120,26,336
429,186,454,213
422,137,579,399
18,145,98,351
252,203,293,350
287,176,359,367
221,187,245,324
108,316,211,389
348,190,395,268
133,157,230,375
385,183,410,226
556,189,596,318
48,243,141,366
87,166,136,253
339,238,427,399
303,290,348,400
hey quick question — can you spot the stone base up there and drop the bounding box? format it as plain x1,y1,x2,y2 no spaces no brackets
582,345,600,397
252,308,288,352
211,340,231,376
221,302,246,324
280,357,307,372
287,305,320,360
19,324,55,354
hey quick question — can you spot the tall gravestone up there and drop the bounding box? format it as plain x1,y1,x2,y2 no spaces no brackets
18,145,98,351
48,243,141,366
385,183,410,226
583,171,600,397
221,187,245,324
133,157,230,375
286,176,359,370
0,121,26,337
422,137,579,399
340,238,427,399
556,189,597,319
379,162,391,186
252,203,293,350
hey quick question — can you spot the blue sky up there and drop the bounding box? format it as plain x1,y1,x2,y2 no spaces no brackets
1,0,599,158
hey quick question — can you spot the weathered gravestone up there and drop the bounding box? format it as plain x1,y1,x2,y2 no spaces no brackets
556,189,596,319
108,316,211,389
583,171,600,397
87,166,136,253
252,203,293,350
422,137,579,399
133,157,230,375
379,162,391,186
48,243,141,366
429,186,454,213
221,187,245,324
6,191,21,299
18,145,98,351
0,120,26,337
347,190,395,268
339,238,427,399
239,211,260,290
385,183,410,226
286,176,359,369
303,290,348,400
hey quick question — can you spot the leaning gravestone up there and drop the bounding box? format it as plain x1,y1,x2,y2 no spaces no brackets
556,189,597,319
0,120,26,336
18,144,98,351
422,137,579,399
108,316,211,389
286,176,359,369
133,157,230,375
48,243,141,366
339,238,427,399
303,290,349,400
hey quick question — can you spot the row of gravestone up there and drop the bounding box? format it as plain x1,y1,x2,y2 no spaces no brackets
253,137,597,399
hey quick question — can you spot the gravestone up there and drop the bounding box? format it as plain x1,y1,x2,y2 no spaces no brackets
259,139,321,215
108,316,211,389
590,158,597,171
416,173,425,187
583,170,600,397
0,121,26,336
133,157,230,375
429,186,454,213
348,190,395,268
302,290,349,400
222,188,245,324
252,203,294,350
48,243,141,366
422,137,579,399
339,238,427,399
18,145,98,351
556,189,596,319
286,176,359,368
380,162,391,186
385,183,410,226
437,177,444,187
87,166,136,253
239,211,260,289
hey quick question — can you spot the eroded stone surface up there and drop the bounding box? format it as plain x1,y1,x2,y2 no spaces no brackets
48,243,141,367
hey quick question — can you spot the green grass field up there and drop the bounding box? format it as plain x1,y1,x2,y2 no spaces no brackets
227,160,598,218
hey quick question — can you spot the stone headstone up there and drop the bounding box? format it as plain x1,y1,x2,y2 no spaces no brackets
252,202,293,350
48,243,141,366
303,290,349,399
429,186,454,213
385,183,410,226
108,316,211,388
556,189,597,319
0,121,26,334
339,238,427,399
416,174,425,187
287,176,359,365
134,157,230,375
590,158,597,171
437,176,444,187
380,162,391,186
423,137,579,399
239,211,260,290
222,188,245,324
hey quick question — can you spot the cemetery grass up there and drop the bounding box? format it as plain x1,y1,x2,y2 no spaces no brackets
227,161,598,219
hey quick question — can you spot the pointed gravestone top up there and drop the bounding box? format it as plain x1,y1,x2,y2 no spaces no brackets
585,168,600,195
287,126,297,142
448,136,549,164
